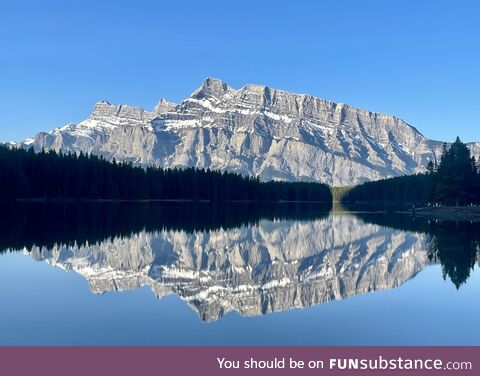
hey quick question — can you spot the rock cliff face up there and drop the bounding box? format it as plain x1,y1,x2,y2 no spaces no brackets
19,78,480,186
28,213,430,321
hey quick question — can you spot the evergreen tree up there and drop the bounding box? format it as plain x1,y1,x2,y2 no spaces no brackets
0,145,332,203
435,137,477,206
342,137,480,206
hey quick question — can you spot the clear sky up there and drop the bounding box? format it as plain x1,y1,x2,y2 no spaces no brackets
1,0,479,143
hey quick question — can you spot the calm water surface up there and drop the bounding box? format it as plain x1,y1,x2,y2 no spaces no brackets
0,202,479,345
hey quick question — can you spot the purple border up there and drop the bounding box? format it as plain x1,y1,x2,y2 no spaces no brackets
0,346,477,375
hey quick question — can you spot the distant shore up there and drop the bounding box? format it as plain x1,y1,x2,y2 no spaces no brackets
403,206,480,221
5,198,332,204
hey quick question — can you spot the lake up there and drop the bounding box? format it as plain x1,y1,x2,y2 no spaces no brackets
1,202,479,345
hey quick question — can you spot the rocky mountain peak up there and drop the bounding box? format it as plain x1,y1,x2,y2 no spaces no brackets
91,100,115,117
154,98,177,114
17,78,480,186
91,101,146,122
191,77,233,100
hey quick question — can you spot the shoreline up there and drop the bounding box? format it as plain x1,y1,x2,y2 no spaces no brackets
401,206,480,221
1,198,332,204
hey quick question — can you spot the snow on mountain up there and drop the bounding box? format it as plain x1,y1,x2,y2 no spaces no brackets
18,78,480,186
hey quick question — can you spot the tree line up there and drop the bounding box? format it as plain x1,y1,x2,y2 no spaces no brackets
342,137,480,206
0,145,332,202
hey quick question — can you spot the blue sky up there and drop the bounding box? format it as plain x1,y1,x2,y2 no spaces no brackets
1,0,479,142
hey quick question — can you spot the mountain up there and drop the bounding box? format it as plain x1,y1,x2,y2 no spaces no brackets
16,78,480,186
27,213,430,322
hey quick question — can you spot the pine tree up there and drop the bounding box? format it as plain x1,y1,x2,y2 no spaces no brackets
0,145,332,202
436,137,477,206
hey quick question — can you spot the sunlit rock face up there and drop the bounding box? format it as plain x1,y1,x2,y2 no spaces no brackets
28,214,430,321
18,78,480,186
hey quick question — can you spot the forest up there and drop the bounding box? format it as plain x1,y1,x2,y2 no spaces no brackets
342,137,480,206
0,145,332,202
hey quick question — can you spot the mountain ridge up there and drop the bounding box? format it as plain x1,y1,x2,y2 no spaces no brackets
15,78,480,186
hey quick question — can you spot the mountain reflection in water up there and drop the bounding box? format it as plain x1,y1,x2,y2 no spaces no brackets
2,202,479,321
